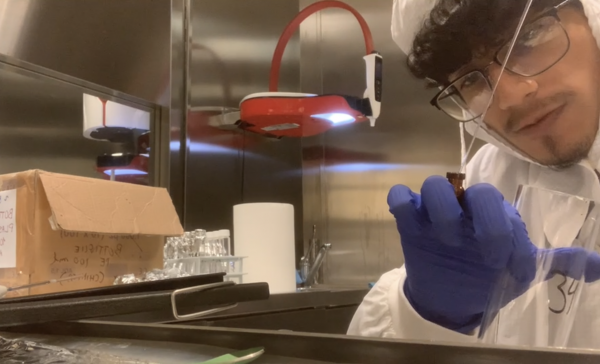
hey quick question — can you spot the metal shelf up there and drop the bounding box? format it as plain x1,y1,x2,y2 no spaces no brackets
6,320,600,364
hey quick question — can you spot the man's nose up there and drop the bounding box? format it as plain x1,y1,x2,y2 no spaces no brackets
488,67,538,110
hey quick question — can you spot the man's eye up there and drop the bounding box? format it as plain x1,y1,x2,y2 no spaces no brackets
521,28,542,43
512,43,535,57
513,27,554,57
517,21,555,47
459,74,480,89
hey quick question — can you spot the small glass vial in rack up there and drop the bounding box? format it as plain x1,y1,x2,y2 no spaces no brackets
218,229,231,256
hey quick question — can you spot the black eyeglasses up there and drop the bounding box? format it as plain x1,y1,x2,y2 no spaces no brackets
431,0,572,122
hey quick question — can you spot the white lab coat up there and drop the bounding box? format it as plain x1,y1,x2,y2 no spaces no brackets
347,0,600,350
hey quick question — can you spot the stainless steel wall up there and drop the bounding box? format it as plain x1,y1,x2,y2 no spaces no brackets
0,0,181,208
185,0,305,260
300,0,466,286
0,0,172,106
167,0,188,219
0,64,121,178
0,0,479,282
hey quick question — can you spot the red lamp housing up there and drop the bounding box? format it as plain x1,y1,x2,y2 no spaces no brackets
239,1,382,138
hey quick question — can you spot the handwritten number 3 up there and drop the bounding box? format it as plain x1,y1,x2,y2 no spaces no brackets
550,273,580,315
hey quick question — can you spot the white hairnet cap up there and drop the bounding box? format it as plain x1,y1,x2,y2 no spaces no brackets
582,0,600,44
391,0,436,56
392,0,600,57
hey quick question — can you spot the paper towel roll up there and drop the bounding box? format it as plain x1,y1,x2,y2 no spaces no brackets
234,203,296,294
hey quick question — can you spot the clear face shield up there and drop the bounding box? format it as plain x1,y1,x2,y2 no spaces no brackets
432,0,578,170
437,0,600,348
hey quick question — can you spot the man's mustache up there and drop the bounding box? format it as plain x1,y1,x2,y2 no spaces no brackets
505,92,574,133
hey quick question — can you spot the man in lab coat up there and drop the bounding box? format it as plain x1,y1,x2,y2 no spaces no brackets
347,0,600,349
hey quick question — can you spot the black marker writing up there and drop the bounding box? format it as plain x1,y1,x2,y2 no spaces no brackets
50,252,69,265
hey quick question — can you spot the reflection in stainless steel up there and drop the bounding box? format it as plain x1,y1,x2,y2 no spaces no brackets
9,321,600,364
0,0,171,106
0,61,154,180
300,0,484,286
0,0,176,201
184,0,305,262
0,332,333,364
0,336,150,364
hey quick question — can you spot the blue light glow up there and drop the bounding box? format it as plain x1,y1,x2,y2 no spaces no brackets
311,113,355,124
103,169,148,176
324,163,404,173
302,163,458,175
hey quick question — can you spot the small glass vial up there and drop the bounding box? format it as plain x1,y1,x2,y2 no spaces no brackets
446,172,466,200
193,229,207,257
219,229,231,256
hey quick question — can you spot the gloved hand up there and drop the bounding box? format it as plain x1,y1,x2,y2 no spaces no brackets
388,176,600,334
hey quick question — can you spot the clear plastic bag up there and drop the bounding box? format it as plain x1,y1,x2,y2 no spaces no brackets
479,185,600,348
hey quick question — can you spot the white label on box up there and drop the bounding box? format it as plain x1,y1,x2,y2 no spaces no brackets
0,189,16,268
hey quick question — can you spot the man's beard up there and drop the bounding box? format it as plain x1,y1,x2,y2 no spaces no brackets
541,135,594,169
501,91,594,168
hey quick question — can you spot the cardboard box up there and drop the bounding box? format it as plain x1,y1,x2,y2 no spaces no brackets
0,170,184,296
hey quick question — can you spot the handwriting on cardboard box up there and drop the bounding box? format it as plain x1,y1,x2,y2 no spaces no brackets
0,190,16,268
42,231,163,292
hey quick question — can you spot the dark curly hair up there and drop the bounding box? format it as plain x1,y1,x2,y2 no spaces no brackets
407,0,584,87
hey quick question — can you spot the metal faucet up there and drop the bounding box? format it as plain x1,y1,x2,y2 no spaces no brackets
299,225,332,287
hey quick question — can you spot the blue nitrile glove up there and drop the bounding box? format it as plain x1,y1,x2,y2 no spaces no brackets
388,176,600,334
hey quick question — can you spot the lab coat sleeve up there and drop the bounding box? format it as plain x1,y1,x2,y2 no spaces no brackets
347,267,478,343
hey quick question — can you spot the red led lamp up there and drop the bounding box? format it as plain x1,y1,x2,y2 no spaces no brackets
238,1,382,138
